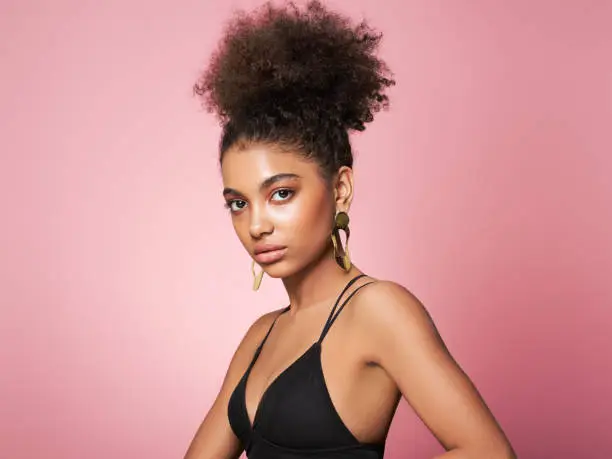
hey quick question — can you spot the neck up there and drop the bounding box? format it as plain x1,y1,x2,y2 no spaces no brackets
281,245,363,313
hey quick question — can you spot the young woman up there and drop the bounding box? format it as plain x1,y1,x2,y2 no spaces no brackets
184,2,516,458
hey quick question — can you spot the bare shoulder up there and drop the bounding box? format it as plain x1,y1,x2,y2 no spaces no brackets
352,279,435,327
350,279,446,357
252,306,288,334
214,306,289,397
238,306,288,352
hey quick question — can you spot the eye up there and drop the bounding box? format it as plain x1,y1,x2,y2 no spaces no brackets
225,199,247,213
271,189,294,202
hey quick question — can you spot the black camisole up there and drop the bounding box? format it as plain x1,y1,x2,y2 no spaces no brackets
227,274,386,458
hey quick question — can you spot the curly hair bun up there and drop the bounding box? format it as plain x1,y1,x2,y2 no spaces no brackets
194,0,395,133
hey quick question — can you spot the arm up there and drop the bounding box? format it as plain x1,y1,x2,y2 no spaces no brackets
183,311,280,459
358,281,516,459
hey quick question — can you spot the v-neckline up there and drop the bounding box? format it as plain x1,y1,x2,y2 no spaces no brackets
241,273,369,431
244,342,319,430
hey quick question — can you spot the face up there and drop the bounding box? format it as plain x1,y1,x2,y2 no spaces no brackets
221,143,352,279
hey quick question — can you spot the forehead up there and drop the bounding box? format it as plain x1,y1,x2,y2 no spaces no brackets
221,144,321,186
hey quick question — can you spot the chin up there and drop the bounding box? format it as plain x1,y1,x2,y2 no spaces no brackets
262,260,299,279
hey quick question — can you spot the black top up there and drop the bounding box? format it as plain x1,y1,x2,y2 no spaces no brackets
227,274,385,458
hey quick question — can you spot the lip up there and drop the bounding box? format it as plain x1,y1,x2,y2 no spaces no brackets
253,246,287,265
254,243,286,255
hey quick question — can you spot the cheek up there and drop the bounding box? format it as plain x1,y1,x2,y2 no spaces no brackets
277,193,333,240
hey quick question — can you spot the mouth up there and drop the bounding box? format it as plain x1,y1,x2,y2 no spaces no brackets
253,247,287,265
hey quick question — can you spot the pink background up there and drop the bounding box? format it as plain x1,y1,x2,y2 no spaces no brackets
1,1,611,458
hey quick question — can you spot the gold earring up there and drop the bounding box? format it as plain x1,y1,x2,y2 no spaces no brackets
252,260,264,291
331,211,352,272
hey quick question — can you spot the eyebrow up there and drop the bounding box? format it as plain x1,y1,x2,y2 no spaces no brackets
222,173,301,197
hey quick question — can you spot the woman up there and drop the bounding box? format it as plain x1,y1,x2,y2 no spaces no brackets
185,1,516,458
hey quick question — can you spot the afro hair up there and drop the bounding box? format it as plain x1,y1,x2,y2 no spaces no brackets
193,0,395,178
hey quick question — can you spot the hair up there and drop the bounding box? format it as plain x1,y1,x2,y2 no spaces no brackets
193,0,395,182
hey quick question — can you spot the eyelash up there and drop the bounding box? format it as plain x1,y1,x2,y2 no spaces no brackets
224,188,295,213
224,200,245,212
271,188,294,201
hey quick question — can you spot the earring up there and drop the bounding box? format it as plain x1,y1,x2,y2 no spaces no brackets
252,259,264,291
331,211,352,272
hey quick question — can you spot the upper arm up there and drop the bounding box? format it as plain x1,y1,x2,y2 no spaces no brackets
183,311,279,459
357,281,515,458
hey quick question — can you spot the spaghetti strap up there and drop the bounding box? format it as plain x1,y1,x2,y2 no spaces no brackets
247,305,290,370
227,276,387,457
320,281,375,342
261,305,291,348
318,274,372,343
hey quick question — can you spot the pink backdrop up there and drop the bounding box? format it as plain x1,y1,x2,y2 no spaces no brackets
1,1,611,458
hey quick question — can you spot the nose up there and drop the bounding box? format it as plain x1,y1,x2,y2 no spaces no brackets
249,203,273,239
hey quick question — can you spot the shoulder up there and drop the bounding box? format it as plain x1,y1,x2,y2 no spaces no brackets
224,306,288,378
242,306,288,347
352,279,434,326
350,280,445,359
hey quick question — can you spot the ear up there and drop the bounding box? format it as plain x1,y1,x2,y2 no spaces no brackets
333,166,354,212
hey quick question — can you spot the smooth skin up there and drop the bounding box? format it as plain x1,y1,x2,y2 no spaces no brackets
184,143,516,459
